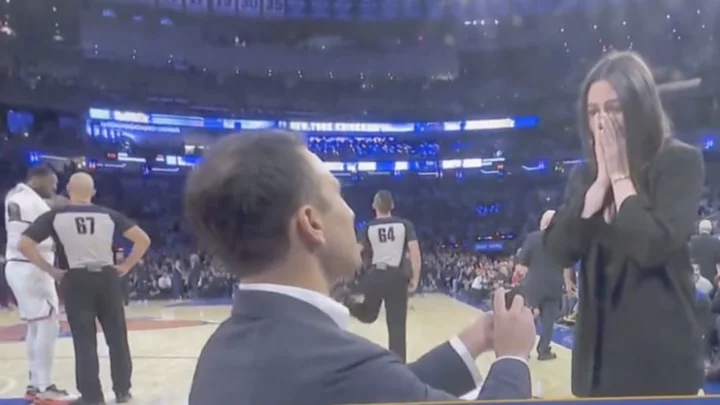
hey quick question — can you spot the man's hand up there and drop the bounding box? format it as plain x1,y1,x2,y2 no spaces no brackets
115,264,132,277
48,268,67,282
457,311,494,358
492,287,535,359
408,279,418,293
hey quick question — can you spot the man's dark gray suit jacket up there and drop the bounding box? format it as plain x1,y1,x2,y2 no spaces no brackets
517,230,566,307
189,290,531,405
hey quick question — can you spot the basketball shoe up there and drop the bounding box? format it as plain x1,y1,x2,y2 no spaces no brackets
24,385,39,401
33,385,73,405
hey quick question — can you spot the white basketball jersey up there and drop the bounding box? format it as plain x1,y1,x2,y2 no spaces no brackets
4,183,55,263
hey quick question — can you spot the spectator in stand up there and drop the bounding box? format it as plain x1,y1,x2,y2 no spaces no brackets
690,219,720,283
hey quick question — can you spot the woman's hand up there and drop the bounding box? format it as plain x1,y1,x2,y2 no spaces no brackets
582,126,611,218
594,134,611,188
598,115,630,180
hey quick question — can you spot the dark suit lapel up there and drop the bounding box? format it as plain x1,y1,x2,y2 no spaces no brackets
231,289,339,327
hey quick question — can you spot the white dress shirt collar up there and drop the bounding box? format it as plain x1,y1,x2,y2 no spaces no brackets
237,283,350,329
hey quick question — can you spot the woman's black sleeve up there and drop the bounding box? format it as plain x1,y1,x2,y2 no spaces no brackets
614,144,704,269
543,164,602,268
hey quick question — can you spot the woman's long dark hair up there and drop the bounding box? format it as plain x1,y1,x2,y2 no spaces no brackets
578,51,672,196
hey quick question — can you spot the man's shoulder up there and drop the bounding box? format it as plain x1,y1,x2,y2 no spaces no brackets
692,234,720,245
189,317,392,405
209,310,392,370
5,188,50,219
4,192,24,211
368,216,410,226
194,314,391,397
54,204,115,215
209,312,384,354
5,185,34,205
368,217,397,225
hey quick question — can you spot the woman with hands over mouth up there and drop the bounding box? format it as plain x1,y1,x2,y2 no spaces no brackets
544,51,705,398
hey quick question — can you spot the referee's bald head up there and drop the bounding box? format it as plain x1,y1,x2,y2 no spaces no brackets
185,131,361,282
67,172,96,203
699,219,713,235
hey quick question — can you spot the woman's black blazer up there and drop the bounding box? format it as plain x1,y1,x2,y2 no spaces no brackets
544,137,706,397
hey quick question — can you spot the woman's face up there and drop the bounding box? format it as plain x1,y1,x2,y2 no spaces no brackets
586,80,625,142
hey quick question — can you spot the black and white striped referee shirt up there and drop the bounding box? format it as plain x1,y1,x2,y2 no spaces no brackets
357,216,417,270
22,204,136,270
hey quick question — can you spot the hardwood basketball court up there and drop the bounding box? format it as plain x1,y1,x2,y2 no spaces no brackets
0,294,573,403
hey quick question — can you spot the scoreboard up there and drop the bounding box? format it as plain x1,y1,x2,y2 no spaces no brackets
107,0,578,20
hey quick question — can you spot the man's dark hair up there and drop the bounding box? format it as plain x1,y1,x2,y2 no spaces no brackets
184,131,315,276
374,190,394,214
26,165,54,181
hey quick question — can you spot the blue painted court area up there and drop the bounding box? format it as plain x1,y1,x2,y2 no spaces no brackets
165,297,232,307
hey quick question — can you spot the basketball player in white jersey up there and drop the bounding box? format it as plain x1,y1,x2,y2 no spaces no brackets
4,166,70,402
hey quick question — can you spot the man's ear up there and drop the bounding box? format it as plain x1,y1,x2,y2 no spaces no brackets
295,205,326,247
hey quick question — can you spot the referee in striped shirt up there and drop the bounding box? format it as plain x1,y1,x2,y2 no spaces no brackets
18,172,151,405
348,190,421,363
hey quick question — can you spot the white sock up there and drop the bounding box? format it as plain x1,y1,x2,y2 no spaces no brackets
25,322,38,388
33,316,59,391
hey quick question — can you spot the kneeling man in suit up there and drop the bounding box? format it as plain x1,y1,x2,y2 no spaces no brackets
185,131,537,405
